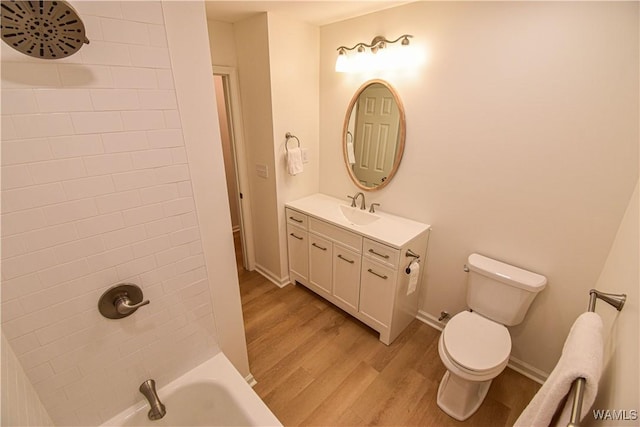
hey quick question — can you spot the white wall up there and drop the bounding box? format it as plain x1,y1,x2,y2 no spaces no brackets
267,13,321,279
162,1,250,379
0,1,245,424
233,14,283,283
1,333,54,427
588,181,639,423
226,13,320,284
319,1,638,376
207,20,238,67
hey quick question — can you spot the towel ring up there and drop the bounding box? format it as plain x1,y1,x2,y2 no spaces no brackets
346,131,353,144
285,132,300,153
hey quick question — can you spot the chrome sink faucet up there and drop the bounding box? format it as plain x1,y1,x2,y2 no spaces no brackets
348,192,366,210
139,379,166,420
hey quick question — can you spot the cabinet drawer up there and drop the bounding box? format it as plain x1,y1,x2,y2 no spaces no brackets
363,239,400,269
309,217,362,253
286,208,308,229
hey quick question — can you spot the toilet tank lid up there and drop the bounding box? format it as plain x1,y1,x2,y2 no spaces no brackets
467,253,547,291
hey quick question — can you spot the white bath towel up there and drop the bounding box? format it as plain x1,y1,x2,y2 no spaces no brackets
514,312,603,427
287,147,303,175
346,141,356,165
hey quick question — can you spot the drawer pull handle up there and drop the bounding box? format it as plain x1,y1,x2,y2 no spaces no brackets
368,248,390,259
367,268,388,280
290,233,303,240
312,243,327,251
289,216,303,223
337,254,355,264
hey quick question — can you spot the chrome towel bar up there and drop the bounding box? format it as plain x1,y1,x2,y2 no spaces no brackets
567,289,626,427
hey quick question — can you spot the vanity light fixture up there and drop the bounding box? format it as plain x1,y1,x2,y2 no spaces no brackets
335,34,413,73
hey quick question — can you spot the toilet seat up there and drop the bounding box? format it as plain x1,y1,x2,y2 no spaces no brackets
442,311,511,374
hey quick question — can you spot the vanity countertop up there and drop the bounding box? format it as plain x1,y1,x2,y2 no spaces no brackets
285,193,430,249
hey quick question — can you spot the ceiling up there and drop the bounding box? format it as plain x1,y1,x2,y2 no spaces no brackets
204,1,411,26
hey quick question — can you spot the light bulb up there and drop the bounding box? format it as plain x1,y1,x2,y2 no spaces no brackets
335,52,349,73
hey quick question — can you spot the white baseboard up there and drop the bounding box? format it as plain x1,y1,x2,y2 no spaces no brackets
254,264,290,288
245,373,257,387
416,309,445,331
507,356,548,384
416,310,548,385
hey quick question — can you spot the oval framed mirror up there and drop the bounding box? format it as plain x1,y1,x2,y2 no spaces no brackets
342,79,406,191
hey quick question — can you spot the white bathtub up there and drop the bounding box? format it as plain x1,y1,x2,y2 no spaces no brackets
102,353,282,426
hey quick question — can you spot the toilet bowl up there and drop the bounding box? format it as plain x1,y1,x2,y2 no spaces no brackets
436,254,546,421
436,310,511,420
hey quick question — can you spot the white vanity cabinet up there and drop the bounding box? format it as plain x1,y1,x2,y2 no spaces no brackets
332,244,361,311
307,216,363,309
284,195,431,345
359,244,399,332
308,233,333,296
286,208,309,285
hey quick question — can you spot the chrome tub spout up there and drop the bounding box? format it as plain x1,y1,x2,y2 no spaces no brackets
139,379,166,420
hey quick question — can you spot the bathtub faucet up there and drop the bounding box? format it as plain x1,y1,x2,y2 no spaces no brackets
139,379,166,420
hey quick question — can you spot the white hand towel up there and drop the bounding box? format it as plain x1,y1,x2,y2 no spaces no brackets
346,141,356,165
514,312,603,427
287,147,303,176
406,261,420,295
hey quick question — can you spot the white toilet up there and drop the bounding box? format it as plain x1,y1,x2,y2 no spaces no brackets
437,253,547,421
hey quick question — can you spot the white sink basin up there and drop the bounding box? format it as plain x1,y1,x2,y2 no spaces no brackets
287,194,430,248
339,204,380,226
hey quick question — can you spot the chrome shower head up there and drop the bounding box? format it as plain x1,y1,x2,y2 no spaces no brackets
1,0,89,59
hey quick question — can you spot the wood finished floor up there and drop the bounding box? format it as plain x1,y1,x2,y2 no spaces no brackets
235,234,540,426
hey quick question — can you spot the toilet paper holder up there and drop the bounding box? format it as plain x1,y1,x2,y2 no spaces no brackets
405,249,420,274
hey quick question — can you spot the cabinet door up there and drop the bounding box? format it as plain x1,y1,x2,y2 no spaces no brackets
287,224,308,282
359,258,396,328
332,245,361,311
309,233,332,295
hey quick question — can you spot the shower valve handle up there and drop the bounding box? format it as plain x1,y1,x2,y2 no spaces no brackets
98,283,150,319
114,293,150,315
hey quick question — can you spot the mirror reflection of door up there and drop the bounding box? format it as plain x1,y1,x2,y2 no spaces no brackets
352,84,400,188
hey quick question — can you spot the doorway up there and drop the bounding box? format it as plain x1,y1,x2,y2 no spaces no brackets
212,67,255,272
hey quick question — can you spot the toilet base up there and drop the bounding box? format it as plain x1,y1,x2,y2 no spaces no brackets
437,370,492,421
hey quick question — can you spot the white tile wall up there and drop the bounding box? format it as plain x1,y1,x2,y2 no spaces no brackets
1,2,221,425
1,333,55,427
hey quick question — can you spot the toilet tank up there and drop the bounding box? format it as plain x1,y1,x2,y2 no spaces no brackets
466,253,547,326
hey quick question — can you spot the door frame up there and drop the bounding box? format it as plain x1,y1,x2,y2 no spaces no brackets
213,65,255,271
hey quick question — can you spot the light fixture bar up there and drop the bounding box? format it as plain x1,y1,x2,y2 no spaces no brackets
336,34,413,54
335,34,415,72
